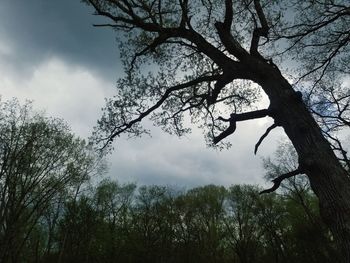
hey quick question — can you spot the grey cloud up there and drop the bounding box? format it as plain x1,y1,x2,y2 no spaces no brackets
0,0,120,81
0,0,283,188
107,120,284,187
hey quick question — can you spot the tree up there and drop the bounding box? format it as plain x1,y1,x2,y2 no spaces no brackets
129,185,176,263
26,178,340,262
0,98,102,262
83,0,350,259
271,0,350,171
57,196,102,263
93,178,136,262
183,185,227,262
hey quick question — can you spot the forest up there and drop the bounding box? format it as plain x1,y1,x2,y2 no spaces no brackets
0,99,339,262
0,0,349,262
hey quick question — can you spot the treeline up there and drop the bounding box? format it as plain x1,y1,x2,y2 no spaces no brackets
11,181,339,263
0,99,339,262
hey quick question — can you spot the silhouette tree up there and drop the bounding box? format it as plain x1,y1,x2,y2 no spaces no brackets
83,0,350,259
272,0,350,171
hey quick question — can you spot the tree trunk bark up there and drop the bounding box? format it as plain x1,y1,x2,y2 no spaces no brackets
254,61,350,262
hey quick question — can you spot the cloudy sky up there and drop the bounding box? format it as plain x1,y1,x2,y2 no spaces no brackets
0,0,287,188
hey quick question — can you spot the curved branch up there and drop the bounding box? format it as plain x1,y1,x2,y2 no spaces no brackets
105,74,221,146
214,0,249,61
254,122,278,155
87,0,264,89
213,116,236,144
129,33,172,71
282,7,350,40
214,109,270,144
260,168,304,194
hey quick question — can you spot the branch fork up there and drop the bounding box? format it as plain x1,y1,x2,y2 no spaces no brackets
214,109,271,144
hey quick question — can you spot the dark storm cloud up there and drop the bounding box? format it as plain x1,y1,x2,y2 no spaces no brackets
0,0,121,80
0,0,282,187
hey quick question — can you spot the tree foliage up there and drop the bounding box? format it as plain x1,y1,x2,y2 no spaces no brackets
0,98,103,263
0,108,338,262
12,180,337,263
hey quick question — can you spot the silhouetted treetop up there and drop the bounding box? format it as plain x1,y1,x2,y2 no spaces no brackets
84,1,350,260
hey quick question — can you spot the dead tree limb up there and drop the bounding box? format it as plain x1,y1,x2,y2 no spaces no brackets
214,109,270,144
260,168,304,194
254,123,278,154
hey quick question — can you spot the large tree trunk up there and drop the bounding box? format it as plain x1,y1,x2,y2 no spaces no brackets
255,61,350,262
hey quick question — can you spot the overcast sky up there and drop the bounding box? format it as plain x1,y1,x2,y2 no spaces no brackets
0,0,288,188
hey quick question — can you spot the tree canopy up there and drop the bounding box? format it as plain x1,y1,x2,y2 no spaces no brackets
7,179,338,263
86,0,349,151
83,0,350,260
0,98,340,262
0,98,104,263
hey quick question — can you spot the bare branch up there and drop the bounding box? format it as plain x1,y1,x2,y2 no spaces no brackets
214,109,270,144
250,0,269,58
223,0,233,30
260,168,304,194
282,7,350,40
214,0,249,61
129,32,172,71
254,123,278,155
324,131,350,171
213,116,236,144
